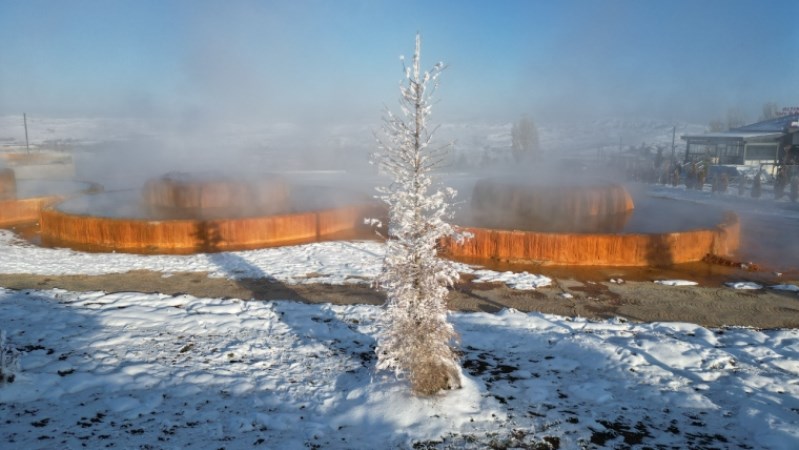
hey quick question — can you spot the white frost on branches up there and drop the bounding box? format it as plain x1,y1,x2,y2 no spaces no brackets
371,34,467,395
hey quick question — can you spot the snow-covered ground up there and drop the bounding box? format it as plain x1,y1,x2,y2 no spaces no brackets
0,231,549,289
1,228,798,449
2,288,798,449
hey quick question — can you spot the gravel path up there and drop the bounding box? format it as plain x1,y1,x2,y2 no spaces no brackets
1,270,798,328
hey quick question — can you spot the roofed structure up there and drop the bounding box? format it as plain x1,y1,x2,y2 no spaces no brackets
681,112,799,166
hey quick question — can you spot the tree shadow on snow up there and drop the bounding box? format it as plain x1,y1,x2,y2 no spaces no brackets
205,251,434,447
0,276,418,448
0,288,124,446
205,250,384,305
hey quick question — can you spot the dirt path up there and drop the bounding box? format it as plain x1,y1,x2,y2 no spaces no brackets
2,270,798,328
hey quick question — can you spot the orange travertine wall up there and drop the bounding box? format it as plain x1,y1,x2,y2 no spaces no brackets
442,212,740,266
0,153,67,165
0,197,54,227
0,177,101,228
40,204,376,253
0,168,16,198
142,175,290,217
471,180,635,228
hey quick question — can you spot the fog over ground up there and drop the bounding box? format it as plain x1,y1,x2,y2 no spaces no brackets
0,113,701,193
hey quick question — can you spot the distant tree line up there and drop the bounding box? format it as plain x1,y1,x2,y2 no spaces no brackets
707,102,787,132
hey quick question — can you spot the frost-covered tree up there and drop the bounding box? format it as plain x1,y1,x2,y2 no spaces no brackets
708,108,747,132
371,34,465,395
761,102,780,121
726,108,746,130
708,119,725,132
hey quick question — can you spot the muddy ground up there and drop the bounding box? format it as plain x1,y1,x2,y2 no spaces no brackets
2,267,798,329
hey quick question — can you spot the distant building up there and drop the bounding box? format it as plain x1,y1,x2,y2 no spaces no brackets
681,111,799,166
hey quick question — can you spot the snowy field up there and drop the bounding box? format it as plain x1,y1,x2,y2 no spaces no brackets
0,231,549,290
2,288,798,449
1,228,798,449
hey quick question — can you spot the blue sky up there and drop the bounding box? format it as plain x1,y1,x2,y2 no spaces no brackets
1,0,797,124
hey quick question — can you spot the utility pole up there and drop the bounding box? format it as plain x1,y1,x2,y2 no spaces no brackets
23,113,30,153
670,125,676,162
